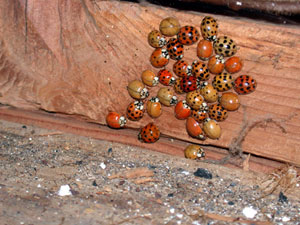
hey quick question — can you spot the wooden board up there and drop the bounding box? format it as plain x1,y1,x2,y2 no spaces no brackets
0,0,299,165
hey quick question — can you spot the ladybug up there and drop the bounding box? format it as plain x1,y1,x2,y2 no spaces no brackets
148,30,167,48
138,122,160,143
184,144,205,160
106,112,127,129
174,100,191,120
197,39,213,60
166,38,184,60
173,77,184,94
180,76,199,93
214,36,237,57
150,47,169,68
225,56,243,74
141,70,159,87
186,90,204,110
191,109,208,123
157,87,178,106
159,17,181,37
126,101,145,121
200,16,218,41
127,80,149,100
147,97,162,118
191,60,210,81
219,92,240,111
200,82,219,103
203,118,221,140
186,117,206,140
158,69,175,86
208,55,225,74
212,72,234,92
173,60,192,77
177,26,200,45
234,75,257,95
208,103,228,122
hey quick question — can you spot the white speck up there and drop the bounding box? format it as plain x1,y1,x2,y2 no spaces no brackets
192,221,201,225
106,35,109,38
296,183,299,187
177,220,181,224
37,184,41,188
282,216,290,222
26,190,29,193
37,217,41,220
271,2,275,6
176,213,183,218
181,171,190,175
170,138,174,142
58,185,72,196
122,164,125,167
76,178,80,181
100,162,106,169
29,137,32,141
127,200,133,205
111,25,114,28
236,1,242,6
170,208,175,213
20,222,24,225
242,206,257,219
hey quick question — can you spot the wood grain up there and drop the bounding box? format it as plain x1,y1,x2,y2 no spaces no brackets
0,0,299,165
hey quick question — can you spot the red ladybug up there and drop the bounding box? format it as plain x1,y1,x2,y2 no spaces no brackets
138,123,160,143
186,117,206,140
126,101,144,121
158,69,175,86
166,38,184,60
150,48,169,68
234,75,257,95
173,60,192,77
106,112,127,129
180,76,199,93
174,100,191,120
177,26,200,45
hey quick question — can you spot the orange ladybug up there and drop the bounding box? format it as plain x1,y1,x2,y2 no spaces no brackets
174,100,191,120
219,92,240,111
150,47,169,68
159,17,181,37
141,70,159,87
177,26,200,45
208,55,225,74
184,144,205,160
191,60,210,81
138,123,160,143
157,87,178,106
127,80,149,100
200,82,219,103
158,69,175,86
147,97,162,118
173,60,192,77
173,77,184,94
208,103,228,122
186,117,206,140
225,56,243,74
106,112,127,129
191,109,208,123
126,101,144,121
203,118,221,140
197,39,213,60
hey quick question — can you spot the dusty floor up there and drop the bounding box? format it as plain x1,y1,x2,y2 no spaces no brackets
0,120,299,225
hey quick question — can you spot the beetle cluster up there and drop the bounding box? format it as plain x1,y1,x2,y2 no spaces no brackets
106,16,257,159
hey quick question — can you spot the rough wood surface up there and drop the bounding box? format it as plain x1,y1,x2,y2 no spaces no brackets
0,0,299,165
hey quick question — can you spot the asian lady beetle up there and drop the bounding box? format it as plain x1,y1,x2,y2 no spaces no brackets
200,16,218,41
106,112,127,129
186,90,204,110
141,70,159,87
212,72,233,92
180,76,199,93
147,97,162,118
214,36,237,57
173,77,184,94
126,101,145,121
191,109,208,123
174,100,191,120
225,56,243,74
157,87,178,106
184,144,205,160
203,118,221,140
158,69,175,86
234,75,257,95
127,80,149,100
177,26,200,45
208,103,228,122
138,122,160,143
219,92,240,111
191,60,210,81
150,47,169,68
186,117,206,140
148,30,167,48
159,17,181,37
166,38,184,60
197,39,213,60
208,55,225,74
200,82,219,103
173,60,192,77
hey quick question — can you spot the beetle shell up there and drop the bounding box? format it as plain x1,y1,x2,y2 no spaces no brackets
147,97,162,118
106,112,127,129
208,55,225,74
186,117,206,140
173,77,185,94
225,56,243,74
184,144,205,160
192,60,210,81
197,39,213,60
127,101,145,121
173,60,192,77
203,118,221,140
212,72,234,92
141,70,159,87
219,92,240,111
159,17,181,37
200,82,219,103
158,69,175,86
200,16,218,41
186,90,204,110
175,100,191,120
157,87,178,106
234,75,257,95
166,38,184,60
191,109,208,123
138,122,160,143
180,76,199,93
214,36,238,57
208,103,228,122
150,47,169,68
177,26,200,45
148,30,167,48
127,80,149,99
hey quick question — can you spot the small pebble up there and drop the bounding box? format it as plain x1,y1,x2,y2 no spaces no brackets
169,208,175,213
167,193,174,197
194,168,212,179
278,191,288,203
92,180,97,186
58,185,72,196
242,206,257,219
100,162,106,169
